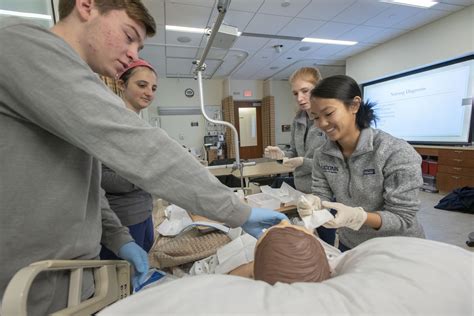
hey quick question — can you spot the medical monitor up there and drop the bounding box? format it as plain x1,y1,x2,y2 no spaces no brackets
362,54,474,145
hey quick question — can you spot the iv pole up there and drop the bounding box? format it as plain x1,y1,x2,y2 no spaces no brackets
194,0,245,190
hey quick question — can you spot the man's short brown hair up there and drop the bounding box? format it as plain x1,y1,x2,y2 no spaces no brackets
58,0,156,37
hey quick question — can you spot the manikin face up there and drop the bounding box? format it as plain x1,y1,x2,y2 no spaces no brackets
121,67,157,113
291,79,315,112
82,9,146,78
310,97,360,144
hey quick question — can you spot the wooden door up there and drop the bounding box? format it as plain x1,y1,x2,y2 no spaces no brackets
234,101,263,159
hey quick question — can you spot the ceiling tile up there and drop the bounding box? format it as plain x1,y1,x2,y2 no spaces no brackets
196,47,229,59
165,30,205,46
168,0,216,7
229,0,265,12
165,2,213,27
337,25,384,42
361,27,407,44
309,44,348,59
432,2,471,11
440,0,474,4
333,42,377,59
364,5,421,27
308,21,357,39
142,0,165,25
332,0,390,24
258,0,312,17
233,36,270,53
213,53,247,77
220,10,255,30
165,46,199,58
278,42,323,60
391,9,448,30
297,0,356,20
277,18,326,37
139,46,166,74
244,13,293,34
166,57,194,76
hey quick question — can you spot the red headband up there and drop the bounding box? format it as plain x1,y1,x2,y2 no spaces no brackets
118,59,155,79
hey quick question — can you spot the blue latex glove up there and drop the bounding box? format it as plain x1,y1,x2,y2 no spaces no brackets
242,208,288,239
118,242,149,290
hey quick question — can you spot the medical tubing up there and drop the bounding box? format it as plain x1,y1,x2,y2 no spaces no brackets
196,70,244,189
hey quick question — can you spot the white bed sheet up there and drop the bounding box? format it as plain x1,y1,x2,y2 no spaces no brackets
99,237,473,315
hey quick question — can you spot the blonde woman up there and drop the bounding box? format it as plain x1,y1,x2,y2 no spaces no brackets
265,67,335,244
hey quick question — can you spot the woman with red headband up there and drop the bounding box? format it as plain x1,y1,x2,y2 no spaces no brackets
100,59,158,259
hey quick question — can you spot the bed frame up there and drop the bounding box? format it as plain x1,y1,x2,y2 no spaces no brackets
2,260,130,316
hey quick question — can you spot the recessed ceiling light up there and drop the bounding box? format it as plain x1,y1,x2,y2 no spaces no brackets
302,37,357,46
299,46,311,51
286,57,293,60
177,36,191,43
0,9,51,20
380,0,438,8
281,0,291,7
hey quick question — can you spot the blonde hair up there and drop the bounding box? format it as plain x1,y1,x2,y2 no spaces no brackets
58,0,156,37
289,67,322,86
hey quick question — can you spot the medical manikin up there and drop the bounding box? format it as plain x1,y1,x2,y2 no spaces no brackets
230,221,332,284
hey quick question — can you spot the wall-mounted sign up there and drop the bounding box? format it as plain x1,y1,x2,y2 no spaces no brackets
184,88,194,98
243,90,253,97
282,124,291,132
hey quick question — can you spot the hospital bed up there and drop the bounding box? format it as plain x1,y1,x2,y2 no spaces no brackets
3,237,472,315
2,260,130,316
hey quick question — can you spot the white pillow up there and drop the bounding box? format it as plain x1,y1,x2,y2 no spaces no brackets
99,237,473,315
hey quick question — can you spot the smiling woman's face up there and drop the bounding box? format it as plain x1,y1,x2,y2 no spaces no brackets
121,66,157,113
310,97,359,144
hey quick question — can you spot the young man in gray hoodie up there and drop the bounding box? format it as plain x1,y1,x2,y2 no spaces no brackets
0,1,286,314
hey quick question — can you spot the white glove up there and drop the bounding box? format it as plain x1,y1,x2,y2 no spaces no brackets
296,194,322,217
322,201,367,231
264,146,285,160
282,157,303,169
297,195,333,230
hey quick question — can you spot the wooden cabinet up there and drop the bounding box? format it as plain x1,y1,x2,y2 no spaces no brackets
437,149,474,192
414,146,474,193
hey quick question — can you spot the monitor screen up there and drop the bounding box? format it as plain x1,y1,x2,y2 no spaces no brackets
362,54,473,145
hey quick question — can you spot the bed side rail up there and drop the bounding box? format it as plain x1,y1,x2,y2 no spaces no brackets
2,260,130,316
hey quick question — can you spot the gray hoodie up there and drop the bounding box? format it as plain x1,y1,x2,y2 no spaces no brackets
284,110,326,193
311,128,425,248
0,19,250,315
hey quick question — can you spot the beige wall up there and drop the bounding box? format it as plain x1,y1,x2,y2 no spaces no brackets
347,5,474,83
269,80,296,145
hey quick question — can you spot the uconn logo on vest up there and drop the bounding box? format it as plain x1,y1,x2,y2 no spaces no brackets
322,165,338,173
363,169,376,175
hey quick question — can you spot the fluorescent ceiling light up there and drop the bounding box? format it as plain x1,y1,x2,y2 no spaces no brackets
381,0,438,8
165,25,207,34
302,37,357,46
166,25,242,36
0,9,52,20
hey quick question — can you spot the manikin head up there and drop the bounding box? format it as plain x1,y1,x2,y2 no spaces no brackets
53,0,156,78
118,59,157,113
253,220,331,285
289,67,322,113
